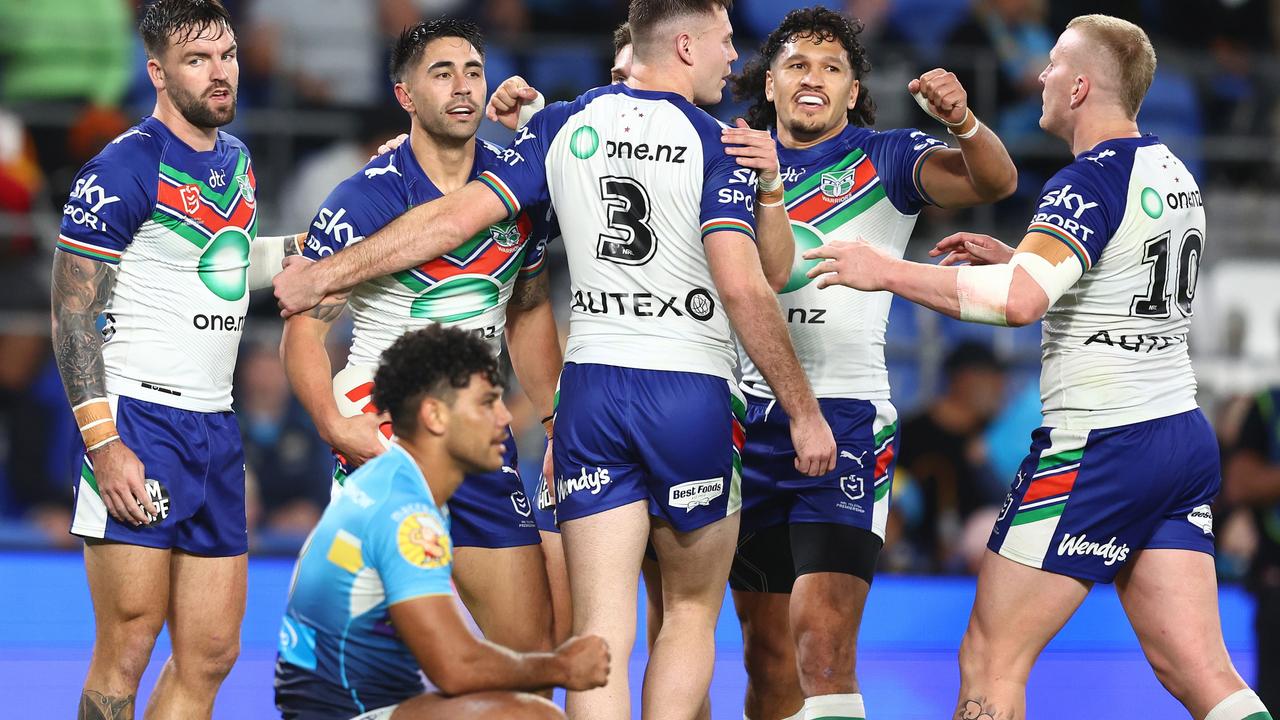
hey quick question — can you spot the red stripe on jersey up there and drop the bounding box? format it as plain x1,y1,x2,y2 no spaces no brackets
787,159,878,225
1022,469,1078,504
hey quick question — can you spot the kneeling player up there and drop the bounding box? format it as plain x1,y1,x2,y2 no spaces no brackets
274,326,608,720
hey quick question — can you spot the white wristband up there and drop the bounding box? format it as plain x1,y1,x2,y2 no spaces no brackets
950,119,981,140
248,235,290,291
757,173,784,193
517,92,546,129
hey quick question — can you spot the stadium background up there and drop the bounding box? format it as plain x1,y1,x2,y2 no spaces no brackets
0,0,1276,716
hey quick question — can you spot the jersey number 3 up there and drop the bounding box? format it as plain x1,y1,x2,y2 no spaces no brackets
597,176,656,266
1131,228,1203,318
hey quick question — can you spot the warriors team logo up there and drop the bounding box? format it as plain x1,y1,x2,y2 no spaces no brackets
489,221,522,252
820,166,857,199
396,512,451,569
237,174,256,206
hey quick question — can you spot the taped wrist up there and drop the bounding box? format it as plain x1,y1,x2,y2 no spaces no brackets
74,398,119,452
517,91,546,129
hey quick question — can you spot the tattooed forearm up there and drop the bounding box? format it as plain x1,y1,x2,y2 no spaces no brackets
78,690,135,719
285,232,303,258
509,272,550,311
51,252,117,407
957,697,1006,720
304,294,348,323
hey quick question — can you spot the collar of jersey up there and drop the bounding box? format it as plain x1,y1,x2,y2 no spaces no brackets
774,123,864,168
141,115,226,156
606,83,690,104
392,137,486,199
1074,132,1161,160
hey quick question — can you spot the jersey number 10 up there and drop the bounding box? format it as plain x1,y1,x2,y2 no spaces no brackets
1131,229,1203,318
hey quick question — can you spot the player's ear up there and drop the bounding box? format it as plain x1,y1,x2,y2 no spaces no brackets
419,397,448,436
1069,75,1089,109
848,78,860,110
393,83,415,115
146,56,165,92
764,69,774,103
675,31,695,67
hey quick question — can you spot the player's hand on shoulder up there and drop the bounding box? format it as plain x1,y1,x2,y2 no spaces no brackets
486,75,543,131
555,635,610,690
370,133,408,161
721,118,780,187
789,412,836,477
274,255,324,318
803,239,896,291
930,232,1014,266
908,68,968,127
89,440,156,526
325,412,390,468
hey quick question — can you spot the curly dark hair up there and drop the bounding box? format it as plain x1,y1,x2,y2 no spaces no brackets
730,6,876,131
373,325,502,436
389,18,486,83
138,0,233,59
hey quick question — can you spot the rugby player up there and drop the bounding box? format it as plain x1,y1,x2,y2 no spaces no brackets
724,7,1017,719
275,325,609,720
281,19,557,658
805,14,1272,720
52,1,302,717
272,1,836,716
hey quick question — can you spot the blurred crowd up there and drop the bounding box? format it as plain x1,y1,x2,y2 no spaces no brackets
0,0,1278,582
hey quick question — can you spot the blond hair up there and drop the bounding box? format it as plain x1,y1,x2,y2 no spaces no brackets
1067,15,1156,118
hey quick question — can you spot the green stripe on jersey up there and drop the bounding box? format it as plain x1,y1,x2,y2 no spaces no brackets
785,149,863,200
80,461,100,496
159,150,249,210
874,421,898,446
1037,447,1084,472
1242,712,1273,720
730,393,746,423
815,184,888,234
1011,502,1066,526
152,210,212,249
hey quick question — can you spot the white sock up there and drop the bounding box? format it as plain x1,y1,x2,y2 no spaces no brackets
1204,689,1272,720
802,693,866,720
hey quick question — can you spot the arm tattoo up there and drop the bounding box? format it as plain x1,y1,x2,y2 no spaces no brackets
284,233,302,258
957,698,1004,720
51,252,117,407
304,294,348,323
509,272,550,312
78,690,135,719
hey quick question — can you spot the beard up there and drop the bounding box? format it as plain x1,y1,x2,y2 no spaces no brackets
169,81,237,129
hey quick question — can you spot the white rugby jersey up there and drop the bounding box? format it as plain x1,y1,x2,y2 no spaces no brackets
1027,135,1203,429
478,84,757,381
302,140,550,370
737,124,947,400
57,117,258,412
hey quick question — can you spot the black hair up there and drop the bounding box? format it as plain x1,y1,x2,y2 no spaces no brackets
138,0,234,59
373,325,502,436
730,6,876,131
389,18,486,83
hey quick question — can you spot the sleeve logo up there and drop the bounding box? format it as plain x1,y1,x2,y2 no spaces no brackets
396,512,452,569
1038,184,1098,218
71,174,121,213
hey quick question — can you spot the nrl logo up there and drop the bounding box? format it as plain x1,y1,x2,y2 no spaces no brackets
237,174,255,206
490,221,523,251
820,166,856,199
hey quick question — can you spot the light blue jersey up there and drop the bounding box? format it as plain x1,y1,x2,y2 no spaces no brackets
275,444,453,718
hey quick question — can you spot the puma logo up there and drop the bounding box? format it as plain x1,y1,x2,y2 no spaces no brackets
840,449,868,468
364,156,401,179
